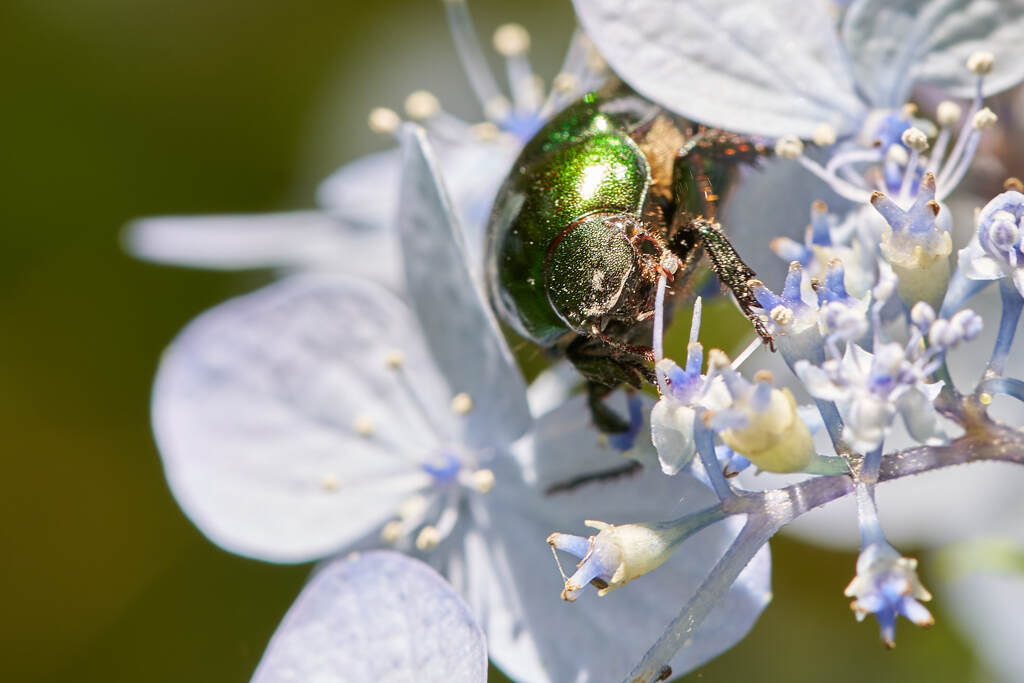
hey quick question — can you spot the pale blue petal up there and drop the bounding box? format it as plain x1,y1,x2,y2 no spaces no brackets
462,450,770,683
398,125,531,450
317,148,401,231
153,275,455,563
124,211,399,284
843,0,1024,107
253,551,487,683
572,0,866,137
436,137,521,263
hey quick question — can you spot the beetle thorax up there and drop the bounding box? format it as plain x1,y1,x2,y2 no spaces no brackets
544,212,664,335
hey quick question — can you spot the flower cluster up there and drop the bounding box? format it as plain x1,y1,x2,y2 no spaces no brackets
132,1,1024,682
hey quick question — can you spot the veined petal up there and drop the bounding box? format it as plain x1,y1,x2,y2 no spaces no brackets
124,211,399,282
398,125,531,450
461,454,770,683
436,137,521,261
253,551,487,683
153,275,454,563
572,0,866,137
844,0,1024,106
317,147,402,231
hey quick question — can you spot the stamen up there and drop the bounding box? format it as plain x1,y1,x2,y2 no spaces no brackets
380,520,403,543
415,525,441,550
936,101,962,127
353,415,375,437
404,90,441,120
384,348,405,369
774,135,804,159
492,23,530,56
367,107,401,136
443,0,503,114
813,123,837,147
451,392,473,415
470,468,495,493
320,473,340,492
966,50,995,75
973,107,998,130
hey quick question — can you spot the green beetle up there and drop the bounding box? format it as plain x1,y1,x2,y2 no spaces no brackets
485,84,770,430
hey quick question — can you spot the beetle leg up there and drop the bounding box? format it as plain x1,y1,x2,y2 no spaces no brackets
690,217,774,345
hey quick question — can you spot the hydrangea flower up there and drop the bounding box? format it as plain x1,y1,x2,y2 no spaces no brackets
150,125,771,682
254,551,487,683
125,0,604,288
572,0,1024,140
959,189,1024,298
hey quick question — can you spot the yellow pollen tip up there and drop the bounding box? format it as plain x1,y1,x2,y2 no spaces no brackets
404,90,440,120
451,392,473,415
979,392,993,405
384,349,405,369
493,23,530,56
471,469,495,493
320,473,340,491
367,107,400,135
380,520,403,543
353,415,375,437
416,525,441,551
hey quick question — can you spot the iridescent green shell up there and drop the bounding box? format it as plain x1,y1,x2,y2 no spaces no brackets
485,91,661,344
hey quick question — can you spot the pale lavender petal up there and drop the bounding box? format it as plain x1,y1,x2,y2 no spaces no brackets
398,125,531,450
458,397,771,683
124,211,399,284
153,275,454,563
460,454,770,683
253,551,487,683
572,0,866,137
317,148,402,231
844,0,1024,106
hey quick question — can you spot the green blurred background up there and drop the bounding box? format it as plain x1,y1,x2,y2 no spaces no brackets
0,0,992,680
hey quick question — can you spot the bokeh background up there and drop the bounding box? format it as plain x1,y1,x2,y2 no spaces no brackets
0,0,997,680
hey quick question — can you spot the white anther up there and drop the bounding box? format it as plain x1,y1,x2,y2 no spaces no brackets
552,72,580,94
404,90,441,120
380,520,403,543
353,415,375,437
484,94,511,122
708,348,731,370
451,392,473,415
910,302,936,330
493,23,530,56
385,349,405,369
901,127,929,152
416,525,441,550
886,144,909,166
936,101,962,127
368,107,401,135
398,494,429,521
320,473,340,492
973,107,998,130
928,319,955,348
471,469,495,493
774,135,804,159
812,123,837,147
471,122,500,141
770,305,794,326
967,51,995,75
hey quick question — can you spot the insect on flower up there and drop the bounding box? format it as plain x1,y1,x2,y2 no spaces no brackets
485,83,774,431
